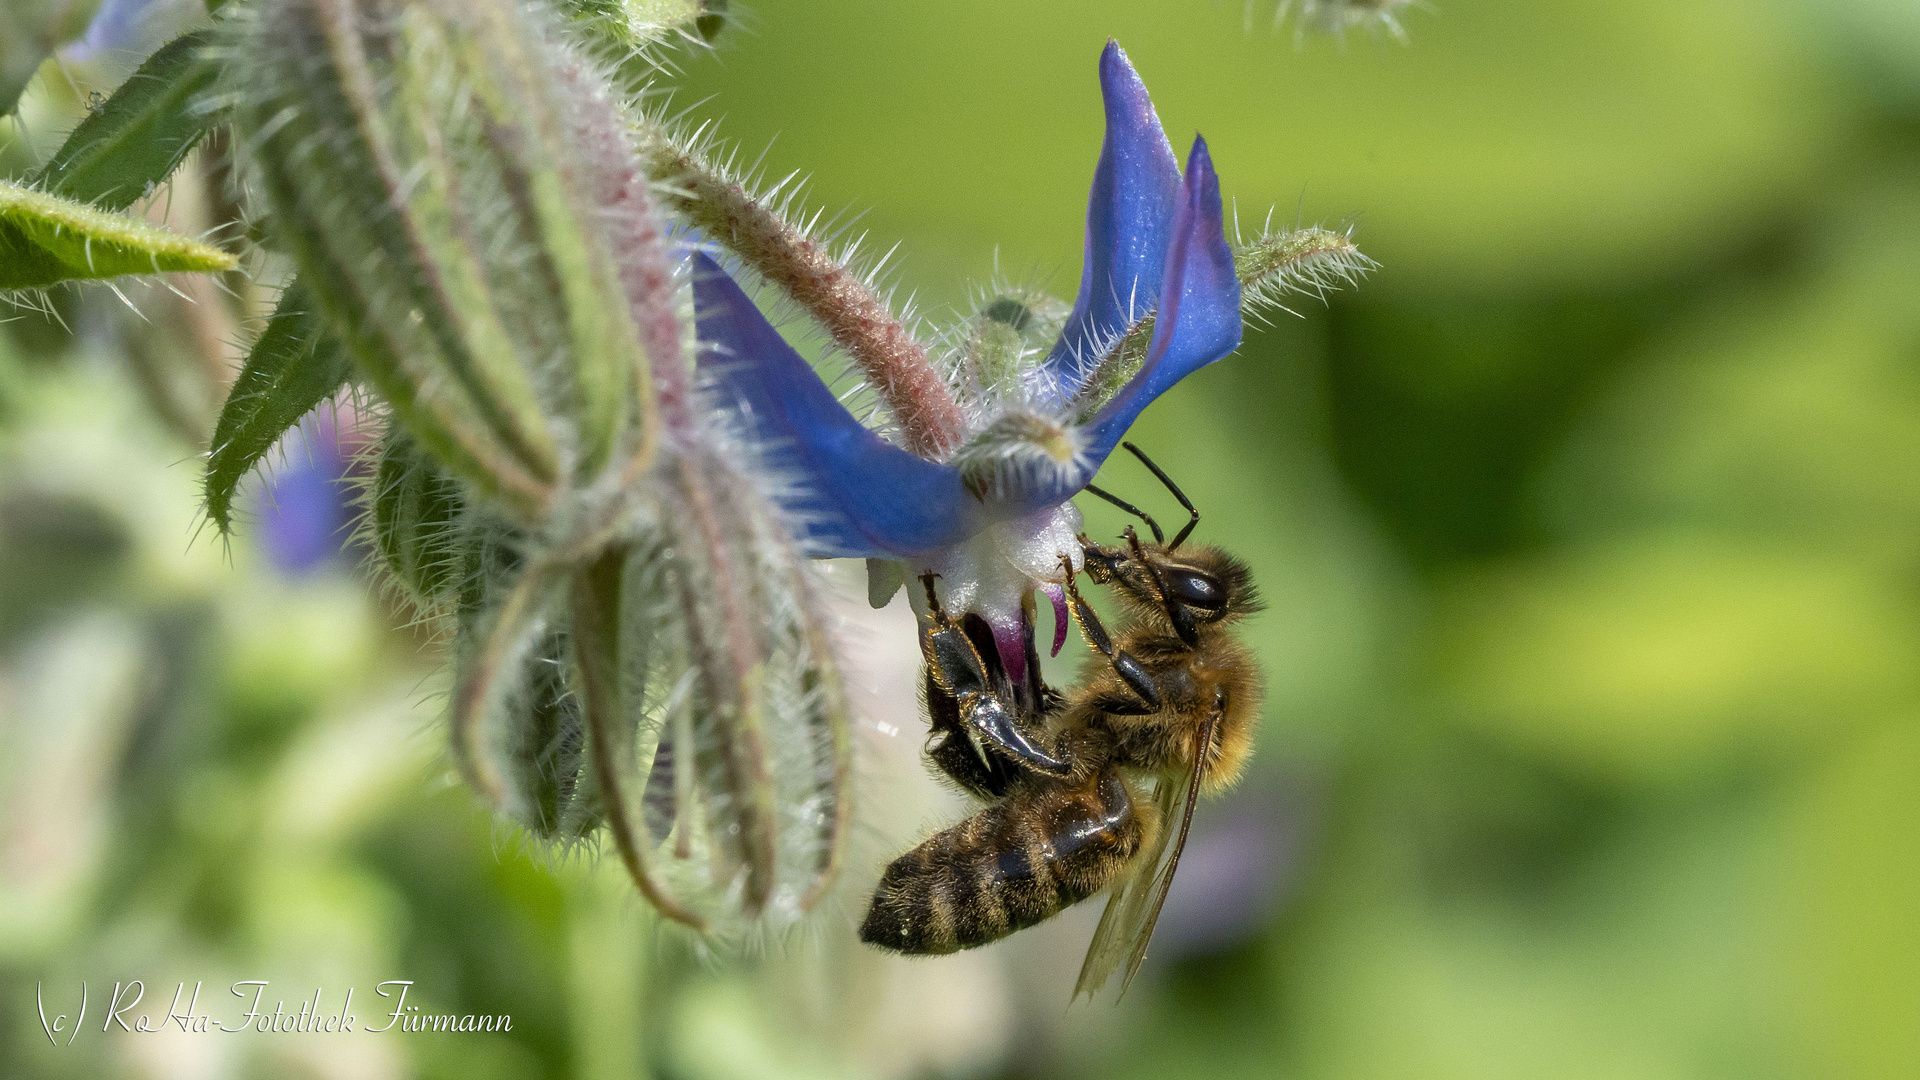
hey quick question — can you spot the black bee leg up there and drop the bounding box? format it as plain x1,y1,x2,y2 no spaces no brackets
920,576,1071,779
960,689,1071,776
1122,526,1199,647
1060,555,1162,714
924,669,1015,797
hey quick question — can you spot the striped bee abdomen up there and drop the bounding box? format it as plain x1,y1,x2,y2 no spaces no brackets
860,767,1150,955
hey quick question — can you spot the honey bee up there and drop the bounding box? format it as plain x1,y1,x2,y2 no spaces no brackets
860,443,1263,997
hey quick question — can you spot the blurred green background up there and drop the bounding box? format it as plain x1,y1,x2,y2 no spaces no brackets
5,0,1920,1077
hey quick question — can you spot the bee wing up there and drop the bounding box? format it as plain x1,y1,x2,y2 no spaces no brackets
1075,711,1205,999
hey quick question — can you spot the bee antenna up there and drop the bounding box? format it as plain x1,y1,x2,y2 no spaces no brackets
1082,483,1164,545
1121,442,1200,549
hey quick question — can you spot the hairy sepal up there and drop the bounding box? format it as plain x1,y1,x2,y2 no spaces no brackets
205,281,351,535
448,522,562,812
559,0,718,52
371,427,467,605
575,447,850,931
1069,223,1373,419
1234,223,1376,324
659,449,847,924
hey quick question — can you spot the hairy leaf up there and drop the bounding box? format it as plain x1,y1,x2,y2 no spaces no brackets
205,282,351,534
0,181,237,290
36,31,223,212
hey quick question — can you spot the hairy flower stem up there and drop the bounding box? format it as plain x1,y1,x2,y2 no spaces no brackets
573,545,711,930
634,123,966,458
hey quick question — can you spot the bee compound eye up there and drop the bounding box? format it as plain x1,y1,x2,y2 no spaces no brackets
1166,569,1226,611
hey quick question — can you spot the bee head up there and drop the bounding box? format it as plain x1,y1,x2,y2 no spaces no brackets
1081,540,1262,637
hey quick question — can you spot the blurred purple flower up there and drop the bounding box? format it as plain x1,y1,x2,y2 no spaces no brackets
73,0,166,62
259,412,353,576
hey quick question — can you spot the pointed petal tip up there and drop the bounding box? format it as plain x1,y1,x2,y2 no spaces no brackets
1099,39,1151,106
691,249,730,286
1033,36,1181,408
1184,135,1218,187
1187,133,1213,170
1182,135,1224,216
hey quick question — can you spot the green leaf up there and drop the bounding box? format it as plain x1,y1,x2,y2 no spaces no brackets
205,281,352,534
0,181,237,289
36,31,223,212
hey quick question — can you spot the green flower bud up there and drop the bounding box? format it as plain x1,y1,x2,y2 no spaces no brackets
959,287,1069,400
562,448,851,931
231,0,653,520
371,428,465,604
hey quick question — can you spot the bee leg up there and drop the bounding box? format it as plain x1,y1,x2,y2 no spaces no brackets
921,585,1071,779
922,575,1021,794
925,668,1018,796
1060,555,1162,713
959,689,1072,777
1122,526,1198,647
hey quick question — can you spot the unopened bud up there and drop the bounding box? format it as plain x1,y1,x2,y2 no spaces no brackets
961,288,1069,399
580,447,850,928
371,429,465,605
232,0,651,519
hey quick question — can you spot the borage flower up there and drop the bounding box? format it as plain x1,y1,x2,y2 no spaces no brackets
691,42,1242,715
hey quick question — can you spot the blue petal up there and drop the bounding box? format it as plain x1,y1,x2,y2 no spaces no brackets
992,136,1240,519
1080,137,1243,463
73,0,164,59
1026,41,1182,409
692,254,981,559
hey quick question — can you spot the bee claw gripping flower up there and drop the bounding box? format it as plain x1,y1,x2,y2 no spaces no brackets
694,42,1242,665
